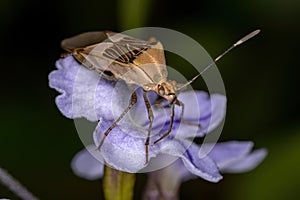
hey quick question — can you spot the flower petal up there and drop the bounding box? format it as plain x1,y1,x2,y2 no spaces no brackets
207,141,267,173
159,140,223,182
93,120,157,173
175,91,226,137
205,94,227,133
109,88,169,136
93,119,195,174
220,149,267,173
49,56,146,122
207,141,254,168
49,56,110,121
175,91,209,120
71,145,105,180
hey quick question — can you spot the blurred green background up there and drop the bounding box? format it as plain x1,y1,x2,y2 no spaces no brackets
0,0,299,199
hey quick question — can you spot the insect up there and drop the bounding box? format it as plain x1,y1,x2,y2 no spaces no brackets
61,29,260,163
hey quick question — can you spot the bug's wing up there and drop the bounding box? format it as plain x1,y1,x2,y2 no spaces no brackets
105,32,168,83
131,41,168,84
74,43,117,80
61,31,111,51
61,31,117,80
61,31,168,84
78,42,157,85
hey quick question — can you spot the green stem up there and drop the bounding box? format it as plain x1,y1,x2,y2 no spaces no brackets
103,165,136,200
117,0,154,30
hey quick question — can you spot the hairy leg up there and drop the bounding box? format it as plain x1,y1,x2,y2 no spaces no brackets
143,91,154,164
154,102,175,144
97,90,138,150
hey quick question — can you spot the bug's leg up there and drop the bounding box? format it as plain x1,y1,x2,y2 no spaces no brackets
143,91,154,164
176,99,201,127
154,102,175,144
154,97,165,106
60,52,71,58
97,90,138,150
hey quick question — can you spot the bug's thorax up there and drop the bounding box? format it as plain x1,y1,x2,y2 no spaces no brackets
143,80,177,103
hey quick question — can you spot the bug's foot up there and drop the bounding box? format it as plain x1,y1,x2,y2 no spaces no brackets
96,137,106,151
181,119,201,128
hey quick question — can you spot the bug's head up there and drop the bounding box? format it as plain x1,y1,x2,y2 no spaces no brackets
155,80,177,103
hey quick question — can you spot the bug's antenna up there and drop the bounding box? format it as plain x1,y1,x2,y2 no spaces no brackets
177,29,261,91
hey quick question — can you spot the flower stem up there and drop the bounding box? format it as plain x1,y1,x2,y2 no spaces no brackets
0,166,39,200
103,165,136,200
117,0,154,30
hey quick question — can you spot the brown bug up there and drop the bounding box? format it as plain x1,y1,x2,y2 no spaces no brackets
61,29,260,163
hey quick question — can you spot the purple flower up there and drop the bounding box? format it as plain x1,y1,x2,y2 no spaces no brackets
49,56,267,184
143,141,266,199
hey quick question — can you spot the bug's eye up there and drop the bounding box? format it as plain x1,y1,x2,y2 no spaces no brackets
159,88,165,96
157,85,165,96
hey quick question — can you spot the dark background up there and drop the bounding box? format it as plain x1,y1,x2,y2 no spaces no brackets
0,0,299,199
